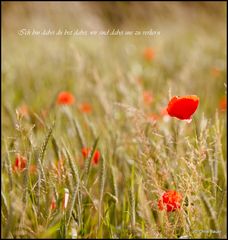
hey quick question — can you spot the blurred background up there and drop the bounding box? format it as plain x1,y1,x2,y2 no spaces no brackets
2,2,226,31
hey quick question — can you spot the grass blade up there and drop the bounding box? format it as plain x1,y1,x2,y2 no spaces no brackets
99,154,106,226
73,118,86,149
37,121,55,181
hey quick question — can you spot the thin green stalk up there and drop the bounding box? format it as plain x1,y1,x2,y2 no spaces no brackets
99,154,106,226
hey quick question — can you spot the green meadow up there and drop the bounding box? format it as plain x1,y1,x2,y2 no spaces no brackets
1,2,227,238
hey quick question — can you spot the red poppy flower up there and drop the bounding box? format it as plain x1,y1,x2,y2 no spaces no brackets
143,91,153,105
57,91,75,105
158,190,182,212
81,147,100,165
93,150,100,164
13,154,27,172
166,95,199,121
50,196,57,210
219,96,227,112
144,48,155,61
79,103,92,113
81,147,90,158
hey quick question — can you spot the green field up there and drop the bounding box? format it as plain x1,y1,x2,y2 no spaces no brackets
1,2,227,238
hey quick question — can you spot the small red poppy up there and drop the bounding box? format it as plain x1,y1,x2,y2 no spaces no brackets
158,190,182,212
50,196,57,210
93,150,100,164
166,95,199,120
219,96,227,112
144,48,155,61
79,103,92,113
81,147,100,165
82,147,90,158
57,91,75,105
13,154,27,172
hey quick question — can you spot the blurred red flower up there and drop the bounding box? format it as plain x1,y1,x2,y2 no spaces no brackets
82,147,90,158
57,91,75,105
79,102,92,113
158,190,182,212
144,48,155,61
166,95,199,121
143,91,153,105
219,96,227,112
93,150,100,164
81,147,100,165
13,154,27,172
50,196,57,210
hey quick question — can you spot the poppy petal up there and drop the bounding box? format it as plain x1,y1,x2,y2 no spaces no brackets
166,95,199,120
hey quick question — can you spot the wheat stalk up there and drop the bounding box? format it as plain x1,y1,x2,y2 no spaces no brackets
5,141,13,191
99,154,106,226
73,118,86,149
129,165,136,229
37,121,55,182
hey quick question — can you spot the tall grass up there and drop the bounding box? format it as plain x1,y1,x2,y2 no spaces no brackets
2,2,227,239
